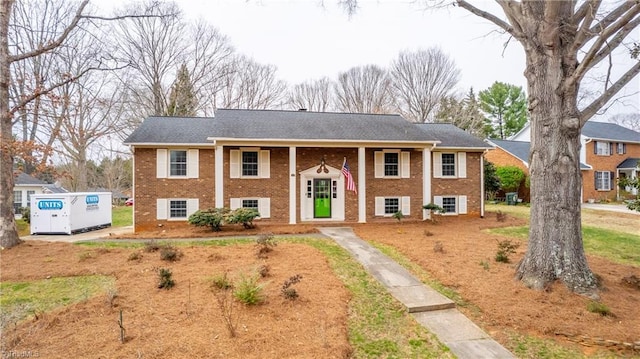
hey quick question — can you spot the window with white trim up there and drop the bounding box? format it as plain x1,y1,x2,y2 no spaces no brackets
442,197,456,213
156,198,199,220
595,141,611,156
26,190,35,207
441,154,456,176
374,151,410,178
617,143,626,155
169,200,187,218
13,190,22,214
242,199,259,210
230,197,271,218
433,195,467,215
230,149,270,178
156,149,199,179
375,196,410,216
384,198,399,214
595,171,612,190
433,152,466,178
170,150,187,176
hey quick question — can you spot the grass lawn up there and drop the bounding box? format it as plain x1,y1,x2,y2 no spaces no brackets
486,203,640,266
112,205,132,227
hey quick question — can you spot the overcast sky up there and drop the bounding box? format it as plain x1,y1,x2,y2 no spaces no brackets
106,0,639,119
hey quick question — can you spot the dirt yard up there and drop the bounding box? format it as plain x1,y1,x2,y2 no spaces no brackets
2,211,639,357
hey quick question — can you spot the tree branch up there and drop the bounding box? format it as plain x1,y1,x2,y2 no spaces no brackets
587,17,640,73
9,0,89,64
579,60,640,124
570,0,601,54
455,0,517,37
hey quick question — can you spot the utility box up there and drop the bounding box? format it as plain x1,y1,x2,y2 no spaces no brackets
30,192,112,235
506,192,518,206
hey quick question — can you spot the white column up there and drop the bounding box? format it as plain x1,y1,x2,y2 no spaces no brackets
289,146,297,224
480,153,485,218
358,147,366,223
423,147,432,220
215,145,224,208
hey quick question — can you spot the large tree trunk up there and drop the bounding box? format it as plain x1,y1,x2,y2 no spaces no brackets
515,3,597,298
0,0,22,249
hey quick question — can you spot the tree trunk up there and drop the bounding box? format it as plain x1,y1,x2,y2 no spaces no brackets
0,0,22,249
515,7,598,298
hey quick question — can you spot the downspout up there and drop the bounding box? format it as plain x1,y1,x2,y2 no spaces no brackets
481,149,487,218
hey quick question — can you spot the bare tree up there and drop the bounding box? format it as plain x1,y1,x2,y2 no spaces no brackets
217,55,287,109
334,64,394,114
343,0,640,297
287,77,333,112
391,47,461,123
436,88,485,137
610,112,640,131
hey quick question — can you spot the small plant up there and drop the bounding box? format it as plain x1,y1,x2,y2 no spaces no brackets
495,239,519,263
496,210,506,222
226,208,260,229
211,272,233,290
160,245,183,262
106,288,118,308
423,203,445,223
258,264,270,278
281,274,303,300
233,273,264,305
20,206,30,223
433,241,444,253
587,301,612,316
78,251,95,261
127,251,142,261
215,289,237,337
423,230,434,237
188,208,228,232
144,239,161,253
392,211,404,222
479,260,490,271
255,233,277,258
157,268,175,289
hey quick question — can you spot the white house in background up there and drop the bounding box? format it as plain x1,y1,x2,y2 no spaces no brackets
13,172,68,218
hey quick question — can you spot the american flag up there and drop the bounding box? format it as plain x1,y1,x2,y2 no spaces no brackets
341,159,357,194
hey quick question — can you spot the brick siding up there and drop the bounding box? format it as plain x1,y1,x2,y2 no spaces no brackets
583,141,640,202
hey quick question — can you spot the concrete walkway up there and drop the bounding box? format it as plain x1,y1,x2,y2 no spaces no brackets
21,225,134,243
318,227,515,359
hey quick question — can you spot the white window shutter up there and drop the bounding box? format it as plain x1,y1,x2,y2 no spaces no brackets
156,149,168,178
230,150,240,178
401,196,411,215
457,152,467,178
433,153,442,178
433,196,443,207
187,149,199,178
401,152,410,178
374,152,384,178
458,195,467,214
259,198,271,218
230,198,241,210
260,150,270,178
187,199,199,217
156,199,168,220
375,197,385,216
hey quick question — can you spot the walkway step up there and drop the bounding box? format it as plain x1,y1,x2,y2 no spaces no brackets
318,227,515,359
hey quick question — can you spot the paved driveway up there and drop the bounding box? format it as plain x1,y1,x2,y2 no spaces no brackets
21,226,133,243
582,203,639,215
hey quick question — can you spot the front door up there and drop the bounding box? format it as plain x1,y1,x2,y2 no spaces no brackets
314,178,331,218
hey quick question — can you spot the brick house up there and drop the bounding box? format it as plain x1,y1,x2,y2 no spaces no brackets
487,121,640,202
124,109,491,232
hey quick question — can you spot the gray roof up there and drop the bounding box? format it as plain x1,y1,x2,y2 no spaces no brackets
488,139,590,169
415,123,491,149
43,185,68,194
15,172,47,185
125,109,439,145
618,158,640,169
582,121,640,142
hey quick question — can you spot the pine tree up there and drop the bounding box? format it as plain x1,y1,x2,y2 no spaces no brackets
165,63,197,117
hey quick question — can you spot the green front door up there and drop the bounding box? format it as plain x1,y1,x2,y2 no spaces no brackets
314,178,331,218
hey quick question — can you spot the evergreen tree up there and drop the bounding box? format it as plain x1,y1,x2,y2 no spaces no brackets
479,82,527,139
435,88,485,137
165,63,197,117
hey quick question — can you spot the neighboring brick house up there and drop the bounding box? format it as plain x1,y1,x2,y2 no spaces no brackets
124,109,491,232
489,121,640,202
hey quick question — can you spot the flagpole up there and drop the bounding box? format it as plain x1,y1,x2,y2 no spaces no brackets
340,157,346,178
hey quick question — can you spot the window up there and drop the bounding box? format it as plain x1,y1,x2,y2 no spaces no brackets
595,171,612,190
617,143,626,155
384,198,399,215
442,197,456,213
242,199,259,210
242,151,259,176
170,150,187,176
230,149,270,178
374,151,410,178
441,154,456,176
13,190,22,214
169,200,187,218
595,141,611,156
26,190,35,207
384,153,399,176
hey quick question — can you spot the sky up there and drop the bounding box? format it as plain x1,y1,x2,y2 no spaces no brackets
105,0,640,119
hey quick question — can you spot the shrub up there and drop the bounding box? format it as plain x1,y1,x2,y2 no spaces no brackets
226,208,260,229
495,239,519,263
143,239,161,253
157,268,175,289
484,161,501,200
496,210,506,222
281,274,303,300
233,273,264,305
255,233,277,258
20,207,30,223
211,272,233,290
392,211,404,222
423,203,445,223
587,301,612,316
188,208,228,232
495,165,526,192
127,251,143,261
433,241,444,253
258,264,270,278
160,245,183,262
